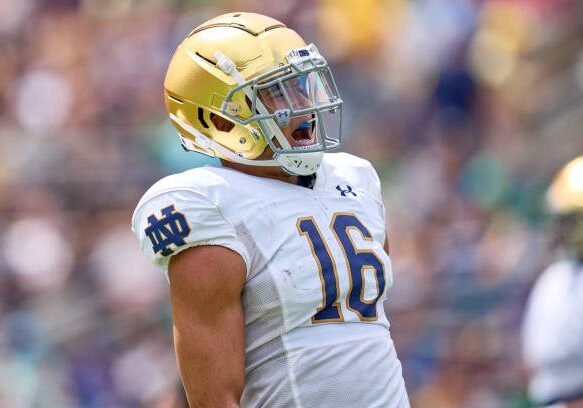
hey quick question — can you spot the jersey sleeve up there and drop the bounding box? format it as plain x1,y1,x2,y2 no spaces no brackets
362,159,386,229
131,189,251,276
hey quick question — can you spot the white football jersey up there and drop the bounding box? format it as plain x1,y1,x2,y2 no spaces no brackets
132,152,409,407
522,260,583,407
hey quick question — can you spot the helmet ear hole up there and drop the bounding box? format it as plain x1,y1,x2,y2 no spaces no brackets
210,112,235,132
198,108,210,129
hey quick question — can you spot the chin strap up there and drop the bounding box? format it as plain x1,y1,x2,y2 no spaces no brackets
170,112,321,175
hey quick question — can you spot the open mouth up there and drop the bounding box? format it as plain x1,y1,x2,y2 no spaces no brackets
290,120,317,146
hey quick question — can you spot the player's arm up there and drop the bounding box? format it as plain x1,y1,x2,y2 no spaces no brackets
168,245,246,408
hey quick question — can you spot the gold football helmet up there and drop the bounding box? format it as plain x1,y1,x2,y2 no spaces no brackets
547,155,583,259
164,12,343,175
547,156,583,214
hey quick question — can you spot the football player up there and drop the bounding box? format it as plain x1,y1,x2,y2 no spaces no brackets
522,156,583,408
132,12,409,407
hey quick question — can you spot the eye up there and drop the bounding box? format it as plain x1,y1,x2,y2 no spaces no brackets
271,86,285,100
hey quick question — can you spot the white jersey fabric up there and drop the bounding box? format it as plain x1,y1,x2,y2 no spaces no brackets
522,260,583,407
132,152,409,407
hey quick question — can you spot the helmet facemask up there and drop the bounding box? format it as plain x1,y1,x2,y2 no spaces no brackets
218,44,343,175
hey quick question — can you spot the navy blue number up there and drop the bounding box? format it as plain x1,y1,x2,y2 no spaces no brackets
297,217,343,323
332,213,386,321
297,213,386,323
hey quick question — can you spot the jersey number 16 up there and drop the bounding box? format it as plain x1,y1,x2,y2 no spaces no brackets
296,213,386,324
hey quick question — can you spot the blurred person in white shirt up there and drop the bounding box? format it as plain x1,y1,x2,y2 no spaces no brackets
523,156,583,408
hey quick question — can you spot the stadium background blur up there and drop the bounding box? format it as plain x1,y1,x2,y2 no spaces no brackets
1,0,582,406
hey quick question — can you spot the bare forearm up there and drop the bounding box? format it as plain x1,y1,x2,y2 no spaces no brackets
174,324,244,407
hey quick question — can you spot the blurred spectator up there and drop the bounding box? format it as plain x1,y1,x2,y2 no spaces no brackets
523,156,583,408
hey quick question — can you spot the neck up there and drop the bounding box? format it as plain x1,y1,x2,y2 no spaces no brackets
221,160,298,185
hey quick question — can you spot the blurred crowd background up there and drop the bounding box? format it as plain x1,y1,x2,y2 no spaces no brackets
1,0,582,407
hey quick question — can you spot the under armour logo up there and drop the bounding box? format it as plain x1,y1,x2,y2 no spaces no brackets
336,184,357,197
274,109,291,126
145,205,191,256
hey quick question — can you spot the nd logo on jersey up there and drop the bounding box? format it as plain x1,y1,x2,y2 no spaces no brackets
145,205,191,256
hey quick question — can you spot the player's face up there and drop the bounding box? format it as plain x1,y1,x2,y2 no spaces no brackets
257,71,335,148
